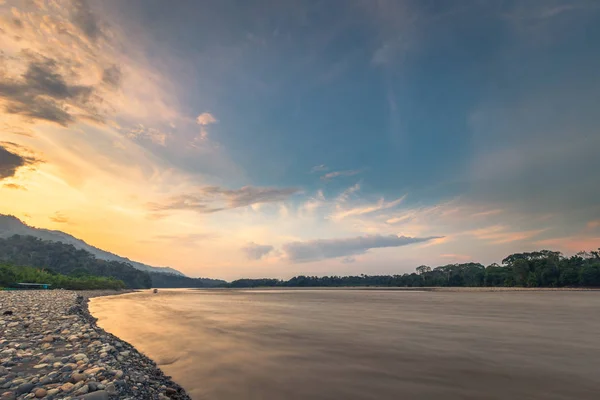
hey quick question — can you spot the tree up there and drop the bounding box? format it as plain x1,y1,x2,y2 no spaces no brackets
416,265,431,275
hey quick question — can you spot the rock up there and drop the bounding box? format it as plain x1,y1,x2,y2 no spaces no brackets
87,382,98,392
165,387,178,395
71,372,88,383
33,363,48,369
113,370,123,379
0,367,7,377
104,383,116,395
41,336,54,343
0,392,15,400
73,353,87,361
60,382,74,393
74,384,89,395
15,383,34,395
83,367,103,376
76,390,109,400
34,388,46,398
47,388,59,396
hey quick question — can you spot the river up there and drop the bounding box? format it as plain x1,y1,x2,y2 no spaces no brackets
89,289,600,399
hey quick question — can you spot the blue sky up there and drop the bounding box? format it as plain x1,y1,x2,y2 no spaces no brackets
1,0,599,279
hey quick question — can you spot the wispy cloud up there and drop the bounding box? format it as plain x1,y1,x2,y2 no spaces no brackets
3,183,27,190
337,183,361,203
321,169,361,181
310,164,328,173
282,234,441,263
535,236,600,252
242,242,274,260
150,233,217,247
330,195,406,221
120,124,169,146
49,211,69,224
150,185,300,214
472,209,503,218
466,225,545,244
587,220,600,230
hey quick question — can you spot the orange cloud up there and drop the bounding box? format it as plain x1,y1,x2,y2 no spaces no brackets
535,237,600,252
466,225,545,244
587,220,600,230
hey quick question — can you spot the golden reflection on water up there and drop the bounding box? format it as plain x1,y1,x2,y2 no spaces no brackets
90,289,600,400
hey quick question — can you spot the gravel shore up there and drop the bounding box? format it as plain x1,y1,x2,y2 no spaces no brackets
0,290,191,400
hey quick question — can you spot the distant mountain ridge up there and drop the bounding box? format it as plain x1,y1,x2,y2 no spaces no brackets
0,214,185,276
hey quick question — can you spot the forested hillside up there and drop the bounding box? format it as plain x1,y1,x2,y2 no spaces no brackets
227,249,600,288
0,235,152,288
0,215,184,276
0,235,225,289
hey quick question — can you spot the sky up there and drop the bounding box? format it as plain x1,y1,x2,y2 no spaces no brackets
1,0,599,280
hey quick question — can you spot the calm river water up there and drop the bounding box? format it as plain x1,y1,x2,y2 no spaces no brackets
90,289,600,400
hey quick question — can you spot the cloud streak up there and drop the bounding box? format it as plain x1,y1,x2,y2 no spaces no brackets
150,185,300,214
331,195,406,221
321,169,361,180
282,234,441,263
310,164,328,173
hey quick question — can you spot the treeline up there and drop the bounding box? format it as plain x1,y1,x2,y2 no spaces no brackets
151,272,225,288
227,249,600,288
0,263,125,290
0,235,151,288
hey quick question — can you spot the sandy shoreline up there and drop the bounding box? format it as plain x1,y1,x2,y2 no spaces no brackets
0,289,191,400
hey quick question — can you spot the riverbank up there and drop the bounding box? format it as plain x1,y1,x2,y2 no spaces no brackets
0,290,191,400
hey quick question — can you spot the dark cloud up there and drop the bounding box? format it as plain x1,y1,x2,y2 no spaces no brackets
242,242,274,260
282,234,441,263
0,54,95,126
0,143,40,180
150,186,300,214
102,65,121,88
3,183,27,190
70,0,101,40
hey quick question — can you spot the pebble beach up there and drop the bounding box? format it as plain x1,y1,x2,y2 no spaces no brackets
0,290,191,400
